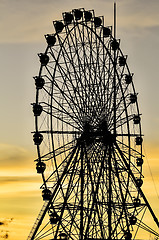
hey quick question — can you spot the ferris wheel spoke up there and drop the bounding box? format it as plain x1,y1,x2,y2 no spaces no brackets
53,139,76,156
116,134,142,137
51,141,80,191
42,85,82,129
136,220,159,237
100,59,113,109
42,143,80,189
116,139,143,157
111,145,131,234
34,223,52,240
53,146,81,239
86,22,99,78
34,140,75,166
52,65,83,121
54,37,85,118
112,147,137,206
107,65,133,129
41,101,82,130
66,28,89,109
109,104,128,132
86,33,106,111
68,184,81,237
114,141,159,229
94,27,103,85
71,28,89,112
101,51,110,100
44,108,81,131
38,154,76,187
111,114,134,131
100,45,113,78
60,193,81,238
84,25,111,109
86,143,104,181
45,59,83,124
107,89,129,128
116,60,127,79
64,27,87,101
36,130,81,135
104,77,121,121
55,32,89,116
84,147,108,239
83,146,95,225
83,30,98,86
76,24,101,113
80,25,111,119
83,144,106,239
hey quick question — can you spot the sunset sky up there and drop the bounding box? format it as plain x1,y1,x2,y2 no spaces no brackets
0,0,159,239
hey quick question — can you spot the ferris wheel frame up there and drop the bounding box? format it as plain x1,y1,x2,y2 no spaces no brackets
28,7,159,240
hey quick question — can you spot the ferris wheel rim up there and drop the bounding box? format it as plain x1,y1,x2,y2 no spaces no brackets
36,13,143,207
36,20,143,166
30,8,154,240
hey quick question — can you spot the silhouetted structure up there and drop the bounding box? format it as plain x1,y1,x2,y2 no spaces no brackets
28,6,159,240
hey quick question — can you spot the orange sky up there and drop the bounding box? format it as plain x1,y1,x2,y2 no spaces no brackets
0,0,159,239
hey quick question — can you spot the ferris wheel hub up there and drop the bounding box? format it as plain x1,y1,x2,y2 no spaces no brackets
80,119,114,146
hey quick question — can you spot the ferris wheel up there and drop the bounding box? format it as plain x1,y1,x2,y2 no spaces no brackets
28,6,159,240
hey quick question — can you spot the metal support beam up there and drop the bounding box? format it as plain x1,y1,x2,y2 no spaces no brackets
113,2,117,138
28,144,79,240
80,145,84,240
108,145,112,239
115,142,159,229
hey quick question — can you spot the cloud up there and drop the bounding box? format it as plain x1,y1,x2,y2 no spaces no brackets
0,176,39,184
0,144,38,184
0,144,34,170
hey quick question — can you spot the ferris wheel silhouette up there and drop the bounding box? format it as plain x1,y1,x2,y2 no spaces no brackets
28,4,159,240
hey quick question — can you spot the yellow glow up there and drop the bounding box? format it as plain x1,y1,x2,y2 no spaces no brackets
1,1,159,239
0,141,158,239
